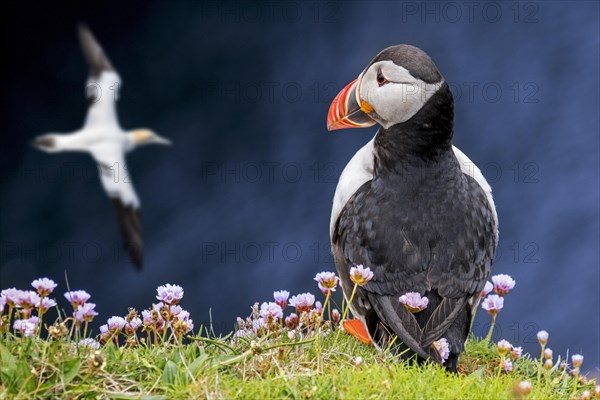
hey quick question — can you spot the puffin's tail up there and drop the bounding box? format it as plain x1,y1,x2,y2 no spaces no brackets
366,290,470,372
366,294,441,363
416,290,470,373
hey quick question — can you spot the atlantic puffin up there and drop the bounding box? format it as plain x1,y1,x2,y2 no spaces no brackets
32,24,172,269
327,45,498,371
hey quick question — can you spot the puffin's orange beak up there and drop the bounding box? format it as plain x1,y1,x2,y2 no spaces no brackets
327,78,377,131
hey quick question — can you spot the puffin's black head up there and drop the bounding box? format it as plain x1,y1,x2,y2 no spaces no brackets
327,45,448,131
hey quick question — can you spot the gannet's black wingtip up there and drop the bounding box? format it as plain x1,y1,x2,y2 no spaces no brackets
77,22,115,77
77,21,89,33
110,198,144,271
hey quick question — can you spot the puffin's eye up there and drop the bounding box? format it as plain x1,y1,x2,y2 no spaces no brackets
376,70,388,86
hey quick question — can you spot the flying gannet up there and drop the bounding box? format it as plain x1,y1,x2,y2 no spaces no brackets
32,24,172,270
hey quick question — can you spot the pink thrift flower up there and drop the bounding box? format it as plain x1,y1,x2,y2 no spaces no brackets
399,292,429,313
288,293,315,313
544,348,553,359
13,317,38,337
156,284,184,305
537,330,549,345
1,288,21,306
0,295,5,314
481,281,493,298
236,317,245,329
107,316,126,332
273,290,290,310
491,274,516,296
252,318,267,333
177,310,190,321
259,302,283,323
179,319,194,334
511,346,523,359
332,309,341,324
125,317,142,334
433,338,450,364
233,329,250,340
497,339,512,355
31,278,57,297
572,354,584,368
174,310,194,333
141,309,164,331
315,301,323,313
36,297,57,312
64,290,91,307
481,295,504,315
141,310,153,326
78,338,100,349
141,310,155,328
175,310,190,321
169,305,183,316
12,319,25,331
99,324,110,343
349,265,374,286
75,303,98,323
285,313,299,329
314,272,338,294
16,290,40,309
503,359,513,372
152,302,166,314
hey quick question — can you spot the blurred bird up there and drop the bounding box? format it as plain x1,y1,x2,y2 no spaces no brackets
32,24,172,269
328,45,498,372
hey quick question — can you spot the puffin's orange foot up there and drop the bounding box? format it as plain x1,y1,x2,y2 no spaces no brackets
342,319,373,345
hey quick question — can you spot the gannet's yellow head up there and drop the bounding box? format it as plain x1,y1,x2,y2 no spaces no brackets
129,129,172,147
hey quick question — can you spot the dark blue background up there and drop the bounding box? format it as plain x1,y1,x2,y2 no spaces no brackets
1,1,598,373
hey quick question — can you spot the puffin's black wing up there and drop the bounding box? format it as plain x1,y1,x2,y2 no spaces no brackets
332,171,496,367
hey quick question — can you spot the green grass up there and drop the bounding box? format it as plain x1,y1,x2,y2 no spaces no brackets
0,329,595,399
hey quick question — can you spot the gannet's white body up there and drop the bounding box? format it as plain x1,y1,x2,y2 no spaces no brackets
33,25,171,269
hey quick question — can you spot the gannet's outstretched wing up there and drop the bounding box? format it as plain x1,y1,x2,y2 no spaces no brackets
92,147,143,269
78,24,121,130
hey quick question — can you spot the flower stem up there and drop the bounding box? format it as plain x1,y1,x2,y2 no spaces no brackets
7,305,14,331
321,292,331,320
315,292,330,374
83,321,89,339
497,355,505,379
336,283,358,342
36,301,45,337
469,304,479,330
536,344,545,386
161,308,171,345
484,313,497,342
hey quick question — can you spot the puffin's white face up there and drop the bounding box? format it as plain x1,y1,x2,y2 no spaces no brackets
357,60,443,129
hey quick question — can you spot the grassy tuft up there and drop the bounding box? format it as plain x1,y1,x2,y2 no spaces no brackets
0,330,596,399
